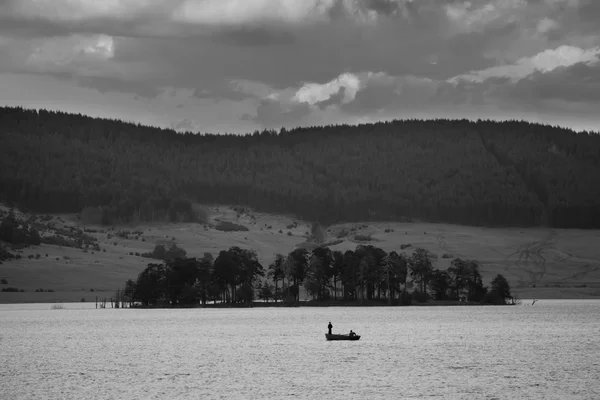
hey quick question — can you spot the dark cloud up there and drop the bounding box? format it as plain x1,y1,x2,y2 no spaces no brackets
509,62,600,104
76,76,162,99
1,0,600,133
253,98,311,128
577,0,600,33
364,0,404,15
210,27,297,47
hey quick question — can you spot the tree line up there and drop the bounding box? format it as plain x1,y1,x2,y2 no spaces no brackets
122,244,513,307
2,106,599,228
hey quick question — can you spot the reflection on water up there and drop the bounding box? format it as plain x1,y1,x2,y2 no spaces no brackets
1,301,599,400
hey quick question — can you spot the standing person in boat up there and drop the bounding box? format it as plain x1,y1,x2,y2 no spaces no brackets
328,322,333,335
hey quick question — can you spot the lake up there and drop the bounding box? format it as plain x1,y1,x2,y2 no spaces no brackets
1,300,599,399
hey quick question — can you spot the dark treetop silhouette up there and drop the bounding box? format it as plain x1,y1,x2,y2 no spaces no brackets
119,243,513,307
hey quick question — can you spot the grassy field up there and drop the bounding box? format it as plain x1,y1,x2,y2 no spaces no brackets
1,205,599,303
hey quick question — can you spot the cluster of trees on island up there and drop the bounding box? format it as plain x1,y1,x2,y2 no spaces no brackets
2,107,600,229
120,244,513,307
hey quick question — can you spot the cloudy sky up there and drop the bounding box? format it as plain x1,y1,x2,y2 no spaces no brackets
0,0,599,134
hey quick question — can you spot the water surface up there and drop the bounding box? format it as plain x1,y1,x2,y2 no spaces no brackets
1,300,599,399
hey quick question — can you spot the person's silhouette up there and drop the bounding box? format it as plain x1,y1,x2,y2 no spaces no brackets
328,322,333,335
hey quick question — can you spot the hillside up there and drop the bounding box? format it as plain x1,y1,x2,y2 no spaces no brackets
1,107,600,229
1,205,599,303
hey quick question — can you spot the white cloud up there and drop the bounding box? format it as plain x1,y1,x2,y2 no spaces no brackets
445,0,526,33
293,73,362,105
452,45,600,83
536,17,559,34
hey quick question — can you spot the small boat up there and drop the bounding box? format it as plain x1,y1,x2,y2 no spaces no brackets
325,333,361,341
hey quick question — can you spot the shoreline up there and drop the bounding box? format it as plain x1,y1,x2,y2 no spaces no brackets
2,287,599,305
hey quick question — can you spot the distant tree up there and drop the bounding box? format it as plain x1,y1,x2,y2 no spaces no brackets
285,248,309,302
268,253,286,302
164,243,187,262
123,279,136,307
257,282,274,302
304,247,333,300
195,257,213,305
448,257,469,300
465,260,487,302
213,246,264,304
409,248,437,293
165,257,199,305
330,250,344,300
135,263,166,306
490,274,512,304
429,269,451,300
150,244,167,260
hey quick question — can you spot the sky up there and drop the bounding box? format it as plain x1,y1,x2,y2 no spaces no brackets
0,0,599,134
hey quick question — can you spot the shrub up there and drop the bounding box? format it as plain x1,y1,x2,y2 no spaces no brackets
215,221,249,232
354,234,372,241
400,244,412,250
191,204,210,223
0,278,7,284
322,239,344,247
398,290,412,306
1,287,21,292
481,291,505,305
41,235,79,248
411,290,429,303
143,243,187,261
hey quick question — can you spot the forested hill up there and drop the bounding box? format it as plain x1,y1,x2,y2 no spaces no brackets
1,106,599,229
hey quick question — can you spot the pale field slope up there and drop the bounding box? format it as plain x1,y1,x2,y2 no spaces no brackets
1,205,599,302
325,222,600,299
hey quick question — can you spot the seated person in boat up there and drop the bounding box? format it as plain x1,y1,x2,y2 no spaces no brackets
349,330,356,337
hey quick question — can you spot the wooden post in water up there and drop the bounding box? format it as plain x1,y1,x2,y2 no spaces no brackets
95,296,98,309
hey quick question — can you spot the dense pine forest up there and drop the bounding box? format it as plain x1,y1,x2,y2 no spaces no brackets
1,106,599,228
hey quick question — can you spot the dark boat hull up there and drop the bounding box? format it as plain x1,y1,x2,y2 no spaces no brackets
325,333,361,341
